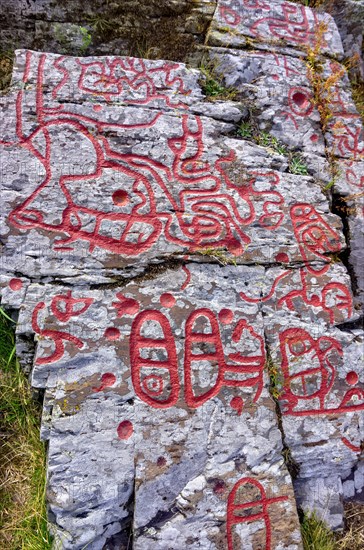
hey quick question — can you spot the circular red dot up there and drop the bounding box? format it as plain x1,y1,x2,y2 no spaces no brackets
275,252,289,263
157,456,167,467
219,308,234,325
93,104,102,112
104,327,120,340
292,91,308,107
272,75,279,81
230,396,244,415
346,371,358,386
112,190,129,206
227,239,243,257
117,420,133,440
160,293,176,307
310,134,319,142
9,278,23,291
101,373,116,387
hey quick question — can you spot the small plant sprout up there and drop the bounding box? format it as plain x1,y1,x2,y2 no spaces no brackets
289,155,309,176
197,247,238,266
237,121,253,140
199,60,238,101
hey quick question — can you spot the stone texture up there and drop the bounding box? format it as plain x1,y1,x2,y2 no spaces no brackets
1,1,364,547
0,0,217,61
8,265,303,549
324,0,364,79
1,50,347,282
209,0,344,58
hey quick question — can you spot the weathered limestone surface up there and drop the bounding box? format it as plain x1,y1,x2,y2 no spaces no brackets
209,0,343,57
0,1,363,548
0,0,217,61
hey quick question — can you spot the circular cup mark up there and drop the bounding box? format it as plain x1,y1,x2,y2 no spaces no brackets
117,420,133,440
219,308,234,325
104,327,120,340
92,372,117,392
346,371,358,386
9,278,23,291
292,91,308,107
160,293,176,308
289,88,313,116
275,252,289,263
112,190,129,206
230,396,244,415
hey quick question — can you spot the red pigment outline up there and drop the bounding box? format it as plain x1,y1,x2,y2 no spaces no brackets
278,328,364,416
290,203,342,274
75,56,193,109
341,437,361,453
250,3,323,48
240,267,353,325
219,0,270,27
50,290,93,322
181,265,191,290
184,309,265,408
227,477,288,550
130,310,180,408
32,302,84,365
5,52,289,257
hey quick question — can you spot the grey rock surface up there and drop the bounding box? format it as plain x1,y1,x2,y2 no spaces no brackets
1,0,364,547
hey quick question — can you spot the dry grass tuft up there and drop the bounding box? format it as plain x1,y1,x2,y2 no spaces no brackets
301,503,364,550
336,502,364,550
0,51,13,92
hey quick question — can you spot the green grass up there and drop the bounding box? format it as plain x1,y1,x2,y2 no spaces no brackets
199,61,238,101
301,512,336,550
289,155,309,175
237,121,254,140
235,123,309,176
0,308,52,549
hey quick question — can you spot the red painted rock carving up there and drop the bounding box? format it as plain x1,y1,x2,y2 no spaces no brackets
32,302,84,365
279,328,364,416
227,477,288,550
104,327,121,340
130,310,180,408
240,267,353,325
112,293,140,317
290,203,341,272
50,290,93,322
117,420,133,440
250,3,321,48
75,57,193,108
9,278,23,291
4,52,291,259
92,372,117,392
184,310,265,408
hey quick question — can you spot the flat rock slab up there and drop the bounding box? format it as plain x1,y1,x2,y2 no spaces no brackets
209,0,344,57
8,264,303,549
1,50,348,283
0,18,363,549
